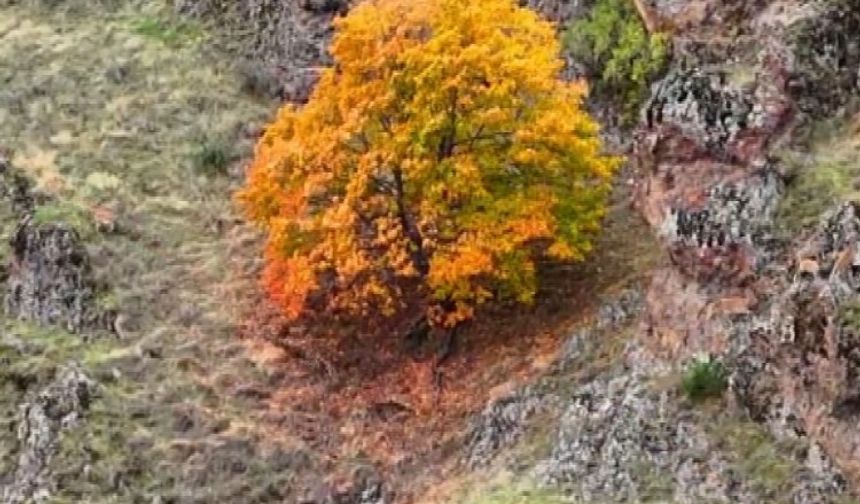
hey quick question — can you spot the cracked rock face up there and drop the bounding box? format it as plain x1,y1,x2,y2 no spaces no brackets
663,167,783,283
465,387,550,469
1,365,96,504
4,220,100,333
726,203,860,483
536,357,848,504
464,290,645,469
536,371,755,504
635,0,860,492
664,168,781,249
645,68,758,158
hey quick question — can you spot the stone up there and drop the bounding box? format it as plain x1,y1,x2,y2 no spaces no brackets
633,0,860,493
465,386,549,469
465,289,645,469
1,365,97,504
644,67,757,158
535,369,757,504
4,220,100,333
523,0,592,23
300,0,348,14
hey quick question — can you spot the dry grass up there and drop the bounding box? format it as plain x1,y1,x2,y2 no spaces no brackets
0,3,302,502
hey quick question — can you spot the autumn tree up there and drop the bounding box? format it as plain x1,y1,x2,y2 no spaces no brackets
238,0,617,328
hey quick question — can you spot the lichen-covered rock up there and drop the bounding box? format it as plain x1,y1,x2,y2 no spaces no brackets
721,201,860,486
644,68,759,158
301,466,388,504
537,352,850,504
465,387,550,469
4,220,100,333
595,289,645,330
465,290,644,469
1,365,96,504
664,168,781,249
662,167,783,283
523,0,591,23
788,0,860,116
632,0,860,494
333,470,387,504
536,371,758,504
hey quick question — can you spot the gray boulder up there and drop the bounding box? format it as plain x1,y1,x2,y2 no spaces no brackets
4,220,100,333
1,365,96,504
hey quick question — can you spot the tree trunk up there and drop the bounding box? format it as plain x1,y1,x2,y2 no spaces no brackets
632,0,658,33
392,167,430,277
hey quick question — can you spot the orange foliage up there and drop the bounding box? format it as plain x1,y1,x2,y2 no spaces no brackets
238,0,617,327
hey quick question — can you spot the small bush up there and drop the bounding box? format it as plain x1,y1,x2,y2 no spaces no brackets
191,137,233,177
565,0,669,123
682,357,728,401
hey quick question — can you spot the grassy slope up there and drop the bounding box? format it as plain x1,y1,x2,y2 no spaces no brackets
0,4,315,502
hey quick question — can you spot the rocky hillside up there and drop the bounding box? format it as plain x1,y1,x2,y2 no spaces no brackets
2,0,860,503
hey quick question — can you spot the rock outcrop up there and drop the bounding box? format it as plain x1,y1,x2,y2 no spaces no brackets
4,221,100,333
540,370,747,504
633,0,860,491
537,364,847,504
464,287,851,502
0,365,96,504
465,290,645,470
523,0,592,23
1,156,104,333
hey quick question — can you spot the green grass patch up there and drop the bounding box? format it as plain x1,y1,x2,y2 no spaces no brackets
839,299,860,331
681,357,727,402
0,319,117,370
465,484,568,504
31,201,94,234
191,135,235,177
132,15,203,46
709,418,800,501
775,113,860,237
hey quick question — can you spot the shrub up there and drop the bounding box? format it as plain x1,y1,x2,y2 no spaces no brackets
238,0,617,328
565,0,669,122
682,357,728,401
191,137,233,177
